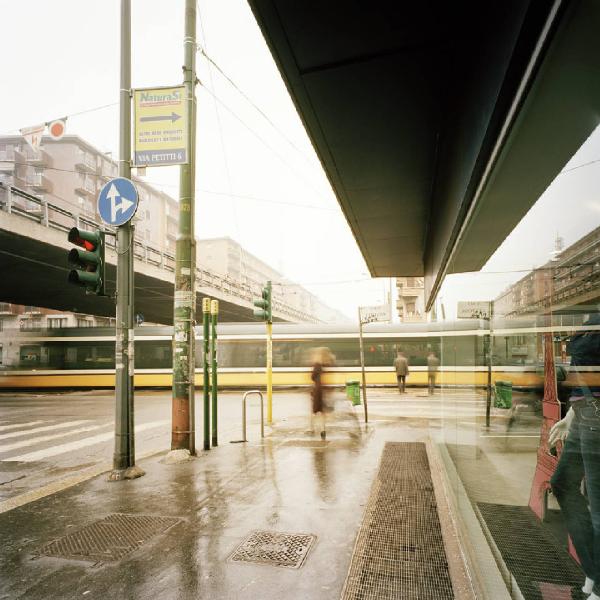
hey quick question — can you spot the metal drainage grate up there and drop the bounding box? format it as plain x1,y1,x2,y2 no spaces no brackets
341,442,454,599
36,513,181,563
229,530,316,569
478,503,586,600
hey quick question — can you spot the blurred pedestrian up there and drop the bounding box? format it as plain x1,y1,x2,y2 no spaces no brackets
394,351,409,394
427,352,440,395
311,347,334,439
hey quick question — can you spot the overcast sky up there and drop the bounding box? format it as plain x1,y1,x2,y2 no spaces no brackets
2,0,599,321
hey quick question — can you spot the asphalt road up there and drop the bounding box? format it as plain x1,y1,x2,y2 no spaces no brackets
0,387,537,506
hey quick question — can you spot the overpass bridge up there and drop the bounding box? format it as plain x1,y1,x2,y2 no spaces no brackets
0,184,318,324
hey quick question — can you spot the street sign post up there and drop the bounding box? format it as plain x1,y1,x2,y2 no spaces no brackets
133,86,188,167
108,0,143,482
360,303,391,324
356,302,392,423
97,177,139,227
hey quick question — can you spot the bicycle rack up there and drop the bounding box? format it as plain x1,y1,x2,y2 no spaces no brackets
230,390,264,443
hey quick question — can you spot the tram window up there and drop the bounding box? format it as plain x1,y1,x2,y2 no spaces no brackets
493,333,537,365
47,343,67,369
19,345,41,365
62,342,114,369
218,340,266,368
135,341,171,369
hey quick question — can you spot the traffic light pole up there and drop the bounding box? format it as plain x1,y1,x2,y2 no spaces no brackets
210,299,219,447
202,298,210,450
253,281,273,424
267,320,273,425
171,0,197,456
110,0,143,481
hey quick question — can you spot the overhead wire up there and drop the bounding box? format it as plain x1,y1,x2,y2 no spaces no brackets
196,79,338,210
3,160,336,212
0,102,119,135
196,46,318,170
196,0,250,282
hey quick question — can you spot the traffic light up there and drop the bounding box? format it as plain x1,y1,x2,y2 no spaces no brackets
67,227,105,296
253,280,272,322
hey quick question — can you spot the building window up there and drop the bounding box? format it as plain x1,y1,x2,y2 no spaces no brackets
0,319,3,332
77,318,92,328
48,317,67,329
20,318,41,331
0,303,10,313
24,305,39,314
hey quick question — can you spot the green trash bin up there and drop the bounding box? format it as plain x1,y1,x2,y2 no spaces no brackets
494,381,513,409
346,380,361,405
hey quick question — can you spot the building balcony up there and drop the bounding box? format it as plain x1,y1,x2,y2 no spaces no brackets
402,313,425,323
75,152,98,173
0,160,14,173
0,303,16,314
28,174,53,193
27,148,52,168
75,177,96,196
397,284,423,295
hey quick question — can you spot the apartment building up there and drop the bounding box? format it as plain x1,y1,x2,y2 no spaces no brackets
396,277,425,322
0,134,179,253
494,225,600,317
0,302,115,368
0,135,347,324
198,237,349,323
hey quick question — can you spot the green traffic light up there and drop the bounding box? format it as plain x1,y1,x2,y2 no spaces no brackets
253,280,272,322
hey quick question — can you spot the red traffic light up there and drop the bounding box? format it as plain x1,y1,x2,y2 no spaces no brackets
68,227,99,251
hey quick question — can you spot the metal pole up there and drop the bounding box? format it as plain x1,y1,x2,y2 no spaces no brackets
358,308,369,423
485,301,494,428
242,394,247,442
110,0,141,480
171,0,197,454
266,320,273,424
210,299,219,446
203,298,210,450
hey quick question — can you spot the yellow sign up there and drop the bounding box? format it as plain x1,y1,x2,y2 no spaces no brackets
133,85,187,167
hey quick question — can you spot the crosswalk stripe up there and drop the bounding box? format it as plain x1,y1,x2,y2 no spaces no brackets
0,421,45,432
5,420,170,463
0,424,109,453
0,420,91,441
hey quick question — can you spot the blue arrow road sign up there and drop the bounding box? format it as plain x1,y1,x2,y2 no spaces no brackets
97,177,139,226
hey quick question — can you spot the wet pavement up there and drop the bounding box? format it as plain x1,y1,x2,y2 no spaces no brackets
0,389,446,600
0,388,531,599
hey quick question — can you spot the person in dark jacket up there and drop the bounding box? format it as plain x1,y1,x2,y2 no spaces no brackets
550,313,600,598
394,352,409,393
311,347,333,439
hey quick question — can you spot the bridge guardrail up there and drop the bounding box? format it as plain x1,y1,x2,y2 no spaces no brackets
0,183,318,323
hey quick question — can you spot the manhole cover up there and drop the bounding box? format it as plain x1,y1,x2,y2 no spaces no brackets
36,513,181,563
229,530,316,569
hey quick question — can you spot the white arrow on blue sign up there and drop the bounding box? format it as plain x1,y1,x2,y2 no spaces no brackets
97,177,139,226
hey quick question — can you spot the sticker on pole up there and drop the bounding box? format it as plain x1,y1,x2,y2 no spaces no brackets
97,177,139,226
133,85,187,167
